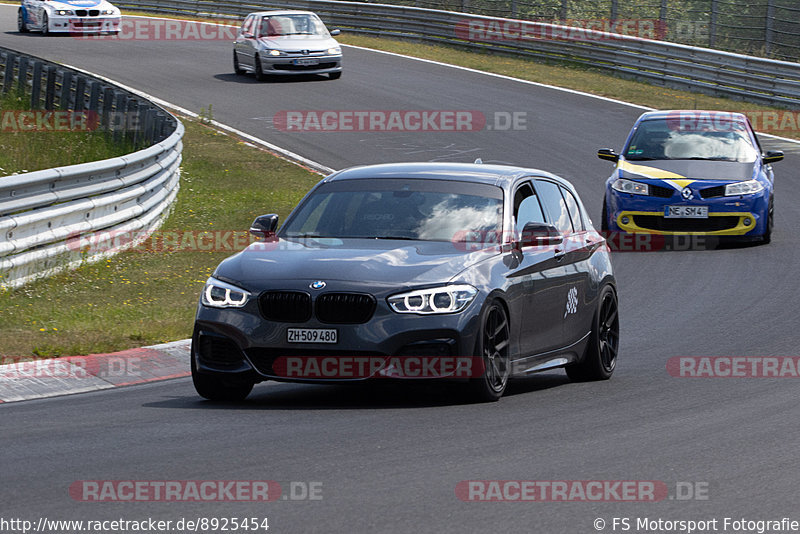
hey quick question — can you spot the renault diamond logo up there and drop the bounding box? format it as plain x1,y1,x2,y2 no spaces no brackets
310,281,326,290
681,187,693,200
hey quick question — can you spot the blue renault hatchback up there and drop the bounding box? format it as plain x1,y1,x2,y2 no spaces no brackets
598,110,783,243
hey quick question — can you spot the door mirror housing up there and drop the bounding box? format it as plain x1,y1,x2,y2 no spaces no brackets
597,148,619,163
249,214,279,238
520,222,564,247
764,150,784,164
330,28,341,36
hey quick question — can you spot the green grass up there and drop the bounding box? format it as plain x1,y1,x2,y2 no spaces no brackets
0,92,136,177
0,119,321,359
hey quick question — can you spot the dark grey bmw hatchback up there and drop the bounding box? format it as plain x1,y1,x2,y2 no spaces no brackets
192,162,619,402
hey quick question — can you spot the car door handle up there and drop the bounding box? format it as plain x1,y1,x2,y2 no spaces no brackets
554,248,565,260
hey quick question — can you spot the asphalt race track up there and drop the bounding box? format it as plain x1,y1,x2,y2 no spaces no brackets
2,7,800,532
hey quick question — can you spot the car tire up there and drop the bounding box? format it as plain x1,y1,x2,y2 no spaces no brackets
41,12,50,35
329,71,342,80
600,197,609,232
191,352,254,401
566,284,619,382
762,197,773,244
254,54,268,81
467,299,511,402
18,9,29,33
233,51,244,75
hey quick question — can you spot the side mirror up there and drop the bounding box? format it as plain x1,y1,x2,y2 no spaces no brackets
520,222,563,247
249,214,279,239
330,29,341,36
764,150,784,164
597,148,619,163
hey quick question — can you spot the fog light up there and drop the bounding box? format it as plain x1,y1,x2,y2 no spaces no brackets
621,216,630,225
744,218,752,226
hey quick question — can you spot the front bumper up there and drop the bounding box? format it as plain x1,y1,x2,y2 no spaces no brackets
260,54,342,75
607,189,768,236
192,288,483,383
49,15,120,33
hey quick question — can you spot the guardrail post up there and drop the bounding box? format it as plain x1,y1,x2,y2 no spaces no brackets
88,80,101,113
127,99,139,146
765,0,775,56
3,52,16,93
44,66,57,110
60,71,73,110
102,87,115,131
610,0,618,21
114,92,128,143
30,60,42,109
16,56,28,96
74,76,87,111
709,0,718,48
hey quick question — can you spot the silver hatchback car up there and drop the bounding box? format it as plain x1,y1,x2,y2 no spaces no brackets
233,10,343,80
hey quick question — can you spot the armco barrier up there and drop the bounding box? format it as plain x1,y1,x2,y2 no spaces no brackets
115,0,800,107
0,46,183,290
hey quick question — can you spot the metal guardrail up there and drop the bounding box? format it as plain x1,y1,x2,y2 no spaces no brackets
0,46,183,290
116,0,800,107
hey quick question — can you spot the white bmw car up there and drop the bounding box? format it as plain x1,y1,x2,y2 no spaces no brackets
18,0,121,35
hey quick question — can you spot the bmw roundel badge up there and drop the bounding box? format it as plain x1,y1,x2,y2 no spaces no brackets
310,281,326,290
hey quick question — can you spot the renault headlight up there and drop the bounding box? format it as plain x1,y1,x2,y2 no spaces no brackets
611,178,649,196
388,284,477,315
202,277,251,308
725,180,764,196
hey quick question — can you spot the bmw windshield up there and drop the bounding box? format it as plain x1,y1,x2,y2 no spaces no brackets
280,178,504,242
625,118,759,163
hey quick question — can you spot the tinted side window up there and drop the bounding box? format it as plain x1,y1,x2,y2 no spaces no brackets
534,180,573,234
513,183,545,233
561,187,584,231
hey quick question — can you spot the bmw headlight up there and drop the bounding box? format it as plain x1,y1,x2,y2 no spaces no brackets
202,277,251,308
327,46,341,55
611,178,649,196
725,180,764,196
388,284,477,315
56,9,74,15
101,9,115,15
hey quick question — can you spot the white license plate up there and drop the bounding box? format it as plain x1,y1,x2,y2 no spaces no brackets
293,58,319,66
664,206,709,218
287,328,337,344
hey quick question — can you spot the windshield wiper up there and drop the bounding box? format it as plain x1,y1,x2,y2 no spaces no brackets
284,233,331,239
672,157,737,161
625,156,658,161
372,236,419,241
